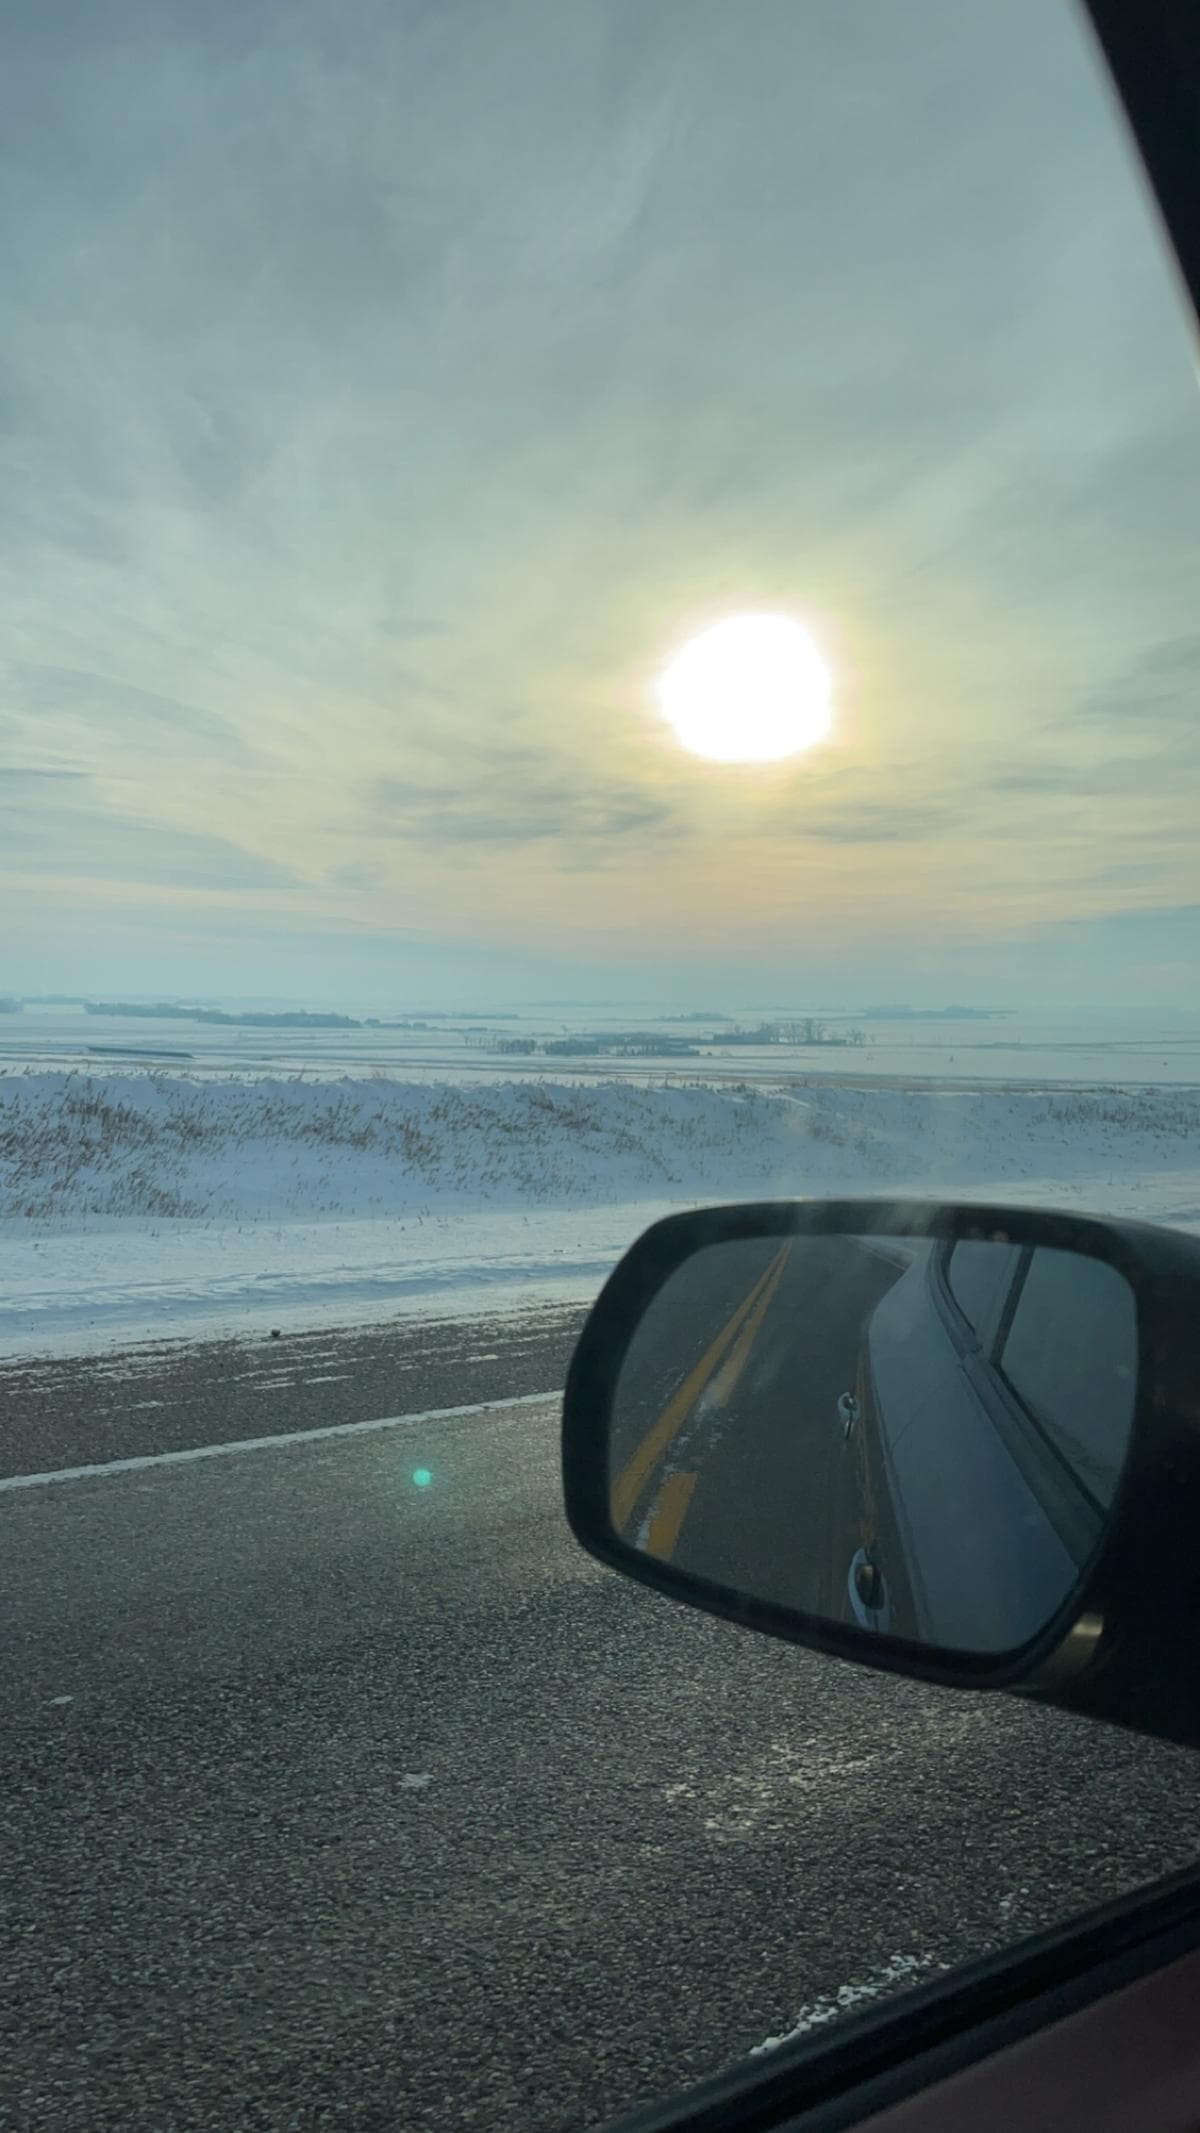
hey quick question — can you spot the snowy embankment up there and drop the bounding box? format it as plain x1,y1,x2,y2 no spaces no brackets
3,1070,1199,1356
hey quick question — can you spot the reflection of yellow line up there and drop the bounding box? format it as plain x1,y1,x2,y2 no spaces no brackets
703,1245,791,1407
640,1248,791,1561
611,1243,788,1531
644,1470,698,1561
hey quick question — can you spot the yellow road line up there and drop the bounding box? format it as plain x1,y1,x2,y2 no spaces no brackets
644,1470,699,1561
638,1247,792,1564
610,1243,788,1531
701,1244,791,1409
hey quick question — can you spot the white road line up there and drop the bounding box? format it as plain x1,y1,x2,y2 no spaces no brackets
0,1390,563,1494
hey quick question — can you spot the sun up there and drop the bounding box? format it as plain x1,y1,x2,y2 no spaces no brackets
657,612,833,763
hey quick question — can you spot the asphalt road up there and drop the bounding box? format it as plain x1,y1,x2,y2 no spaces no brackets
4,1313,1200,2132
0,1304,588,1478
608,1234,900,1620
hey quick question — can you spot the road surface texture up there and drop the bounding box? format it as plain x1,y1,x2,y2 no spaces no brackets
0,1304,588,1478
3,1309,1200,2133
609,1233,901,1618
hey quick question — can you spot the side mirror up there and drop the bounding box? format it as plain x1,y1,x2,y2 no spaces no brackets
562,1200,1200,1749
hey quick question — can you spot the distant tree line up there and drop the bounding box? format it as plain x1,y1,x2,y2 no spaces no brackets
708,1020,866,1047
81,1001,469,1030
468,1020,867,1059
84,1001,360,1029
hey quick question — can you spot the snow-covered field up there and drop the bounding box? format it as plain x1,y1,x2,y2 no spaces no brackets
6,1003,1200,1088
4,1066,1200,1358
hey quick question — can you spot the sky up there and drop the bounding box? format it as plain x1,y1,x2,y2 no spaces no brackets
2,0,1199,1011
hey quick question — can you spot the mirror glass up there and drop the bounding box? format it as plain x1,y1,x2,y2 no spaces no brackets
607,1232,1138,1657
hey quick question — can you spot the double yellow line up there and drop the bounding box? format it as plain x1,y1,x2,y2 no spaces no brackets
611,1241,792,1545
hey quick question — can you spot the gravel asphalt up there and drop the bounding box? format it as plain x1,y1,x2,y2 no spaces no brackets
3,1311,1200,2131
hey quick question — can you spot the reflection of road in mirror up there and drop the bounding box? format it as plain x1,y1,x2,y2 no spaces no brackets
609,1235,907,1626
608,1234,1137,1661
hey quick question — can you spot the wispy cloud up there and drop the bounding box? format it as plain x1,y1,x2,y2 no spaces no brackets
370,754,684,853
1,781,299,891
2,0,1199,1000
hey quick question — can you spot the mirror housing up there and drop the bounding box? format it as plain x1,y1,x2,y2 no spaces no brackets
562,1200,1200,1749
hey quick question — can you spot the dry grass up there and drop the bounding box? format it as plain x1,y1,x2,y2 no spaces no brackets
3,1069,1197,1224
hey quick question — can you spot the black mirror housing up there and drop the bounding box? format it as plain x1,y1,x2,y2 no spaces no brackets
561,1200,1200,1750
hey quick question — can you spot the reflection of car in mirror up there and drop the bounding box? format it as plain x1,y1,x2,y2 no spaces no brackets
843,1239,1138,1656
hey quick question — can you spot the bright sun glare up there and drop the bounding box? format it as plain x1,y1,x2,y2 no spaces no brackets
657,612,833,763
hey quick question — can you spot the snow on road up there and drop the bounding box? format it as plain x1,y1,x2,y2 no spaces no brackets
3,1068,1199,1357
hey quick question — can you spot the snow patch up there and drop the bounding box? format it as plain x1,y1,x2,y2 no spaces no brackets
3,1070,1199,1357
750,1951,940,2054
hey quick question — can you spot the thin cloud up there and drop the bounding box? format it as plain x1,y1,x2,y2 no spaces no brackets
795,803,957,845
2,0,1199,998
0,792,301,892
0,766,88,783
7,667,252,761
370,767,684,849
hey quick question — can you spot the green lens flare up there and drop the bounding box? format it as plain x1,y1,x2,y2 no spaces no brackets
412,1467,433,1489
